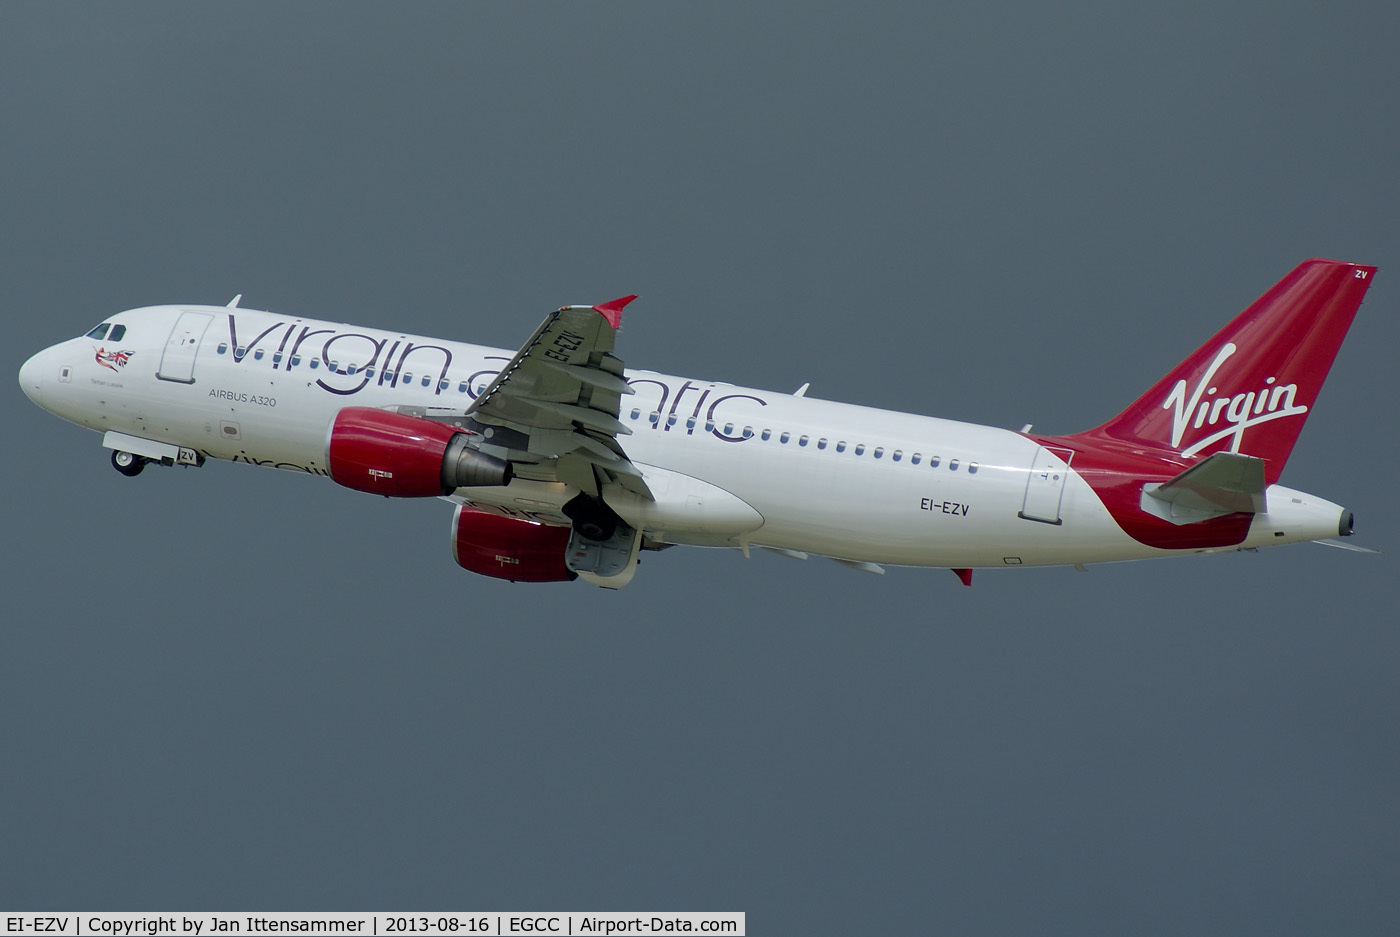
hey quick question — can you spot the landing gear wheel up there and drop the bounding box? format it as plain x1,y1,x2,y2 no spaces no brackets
111,449,145,477
575,515,617,542
562,493,619,542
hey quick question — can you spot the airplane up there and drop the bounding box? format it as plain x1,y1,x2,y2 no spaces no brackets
17,258,1376,588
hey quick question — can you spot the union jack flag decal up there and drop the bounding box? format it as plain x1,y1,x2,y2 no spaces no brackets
95,347,134,371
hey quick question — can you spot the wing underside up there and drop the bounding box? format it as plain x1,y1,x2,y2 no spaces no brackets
463,297,650,500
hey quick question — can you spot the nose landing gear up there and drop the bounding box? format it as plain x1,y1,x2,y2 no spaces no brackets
111,449,146,477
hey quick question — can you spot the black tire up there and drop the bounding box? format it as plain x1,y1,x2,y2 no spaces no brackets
576,515,617,542
111,449,145,476
562,494,618,542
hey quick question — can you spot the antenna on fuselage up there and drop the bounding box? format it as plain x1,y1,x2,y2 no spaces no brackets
226,294,242,308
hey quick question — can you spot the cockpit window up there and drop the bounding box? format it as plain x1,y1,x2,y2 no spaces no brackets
86,323,110,340
109,324,126,341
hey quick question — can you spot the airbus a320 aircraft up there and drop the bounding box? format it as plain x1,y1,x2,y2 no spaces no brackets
18,259,1375,588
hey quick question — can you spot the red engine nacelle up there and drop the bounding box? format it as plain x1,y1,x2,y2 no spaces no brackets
452,505,576,582
328,407,512,497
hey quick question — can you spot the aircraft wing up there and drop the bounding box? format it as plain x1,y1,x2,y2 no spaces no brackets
464,296,651,498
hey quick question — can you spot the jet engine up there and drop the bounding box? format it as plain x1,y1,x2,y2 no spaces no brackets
451,505,576,582
328,407,512,497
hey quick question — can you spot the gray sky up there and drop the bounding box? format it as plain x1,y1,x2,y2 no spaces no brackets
3,3,1398,932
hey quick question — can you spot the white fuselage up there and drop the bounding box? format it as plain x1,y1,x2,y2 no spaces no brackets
19,304,1348,572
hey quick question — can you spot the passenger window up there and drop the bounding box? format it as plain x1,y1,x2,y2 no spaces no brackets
743,426,754,438
687,418,697,430
109,325,126,341
667,414,678,427
649,412,660,424
912,453,921,465
235,346,247,359
459,380,469,392
817,438,828,450
86,324,110,340
892,450,902,462
309,358,319,369
780,432,791,444
421,375,431,387
347,364,358,375
402,371,412,383
254,349,265,360
438,379,449,391
330,360,340,372
949,459,960,471
855,444,866,456
291,355,302,367
968,462,980,474
630,408,641,420
836,441,847,453
761,429,772,441
366,367,375,378
217,343,229,355
724,423,734,435
705,420,715,432
873,447,884,459
929,456,940,468
273,352,283,365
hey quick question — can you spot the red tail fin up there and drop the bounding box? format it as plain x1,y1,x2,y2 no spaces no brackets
1079,259,1375,483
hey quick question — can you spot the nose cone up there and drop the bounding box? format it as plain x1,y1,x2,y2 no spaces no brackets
18,350,46,406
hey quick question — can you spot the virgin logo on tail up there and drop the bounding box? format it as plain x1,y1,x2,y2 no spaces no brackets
1162,343,1308,457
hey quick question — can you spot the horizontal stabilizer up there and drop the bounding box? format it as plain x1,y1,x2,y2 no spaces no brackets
1142,452,1266,523
1313,538,1382,554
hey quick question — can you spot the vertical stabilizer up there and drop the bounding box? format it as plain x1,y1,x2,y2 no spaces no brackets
1079,259,1374,483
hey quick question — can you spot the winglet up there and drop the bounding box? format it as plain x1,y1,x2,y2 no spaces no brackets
951,568,973,586
592,295,637,329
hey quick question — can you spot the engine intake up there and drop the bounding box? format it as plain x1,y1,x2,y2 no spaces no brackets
328,407,512,497
452,505,576,582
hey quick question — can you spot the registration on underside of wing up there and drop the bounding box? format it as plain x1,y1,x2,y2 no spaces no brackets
466,297,651,498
